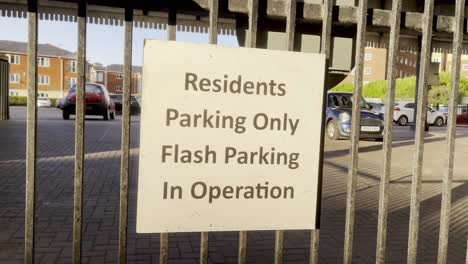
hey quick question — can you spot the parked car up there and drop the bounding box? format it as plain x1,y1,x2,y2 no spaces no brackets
326,92,384,141
62,83,115,120
56,98,64,109
368,102,385,118
110,93,122,112
37,97,51,107
110,93,141,115
393,101,445,126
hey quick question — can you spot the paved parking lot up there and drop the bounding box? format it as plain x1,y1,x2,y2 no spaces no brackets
0,106,467,263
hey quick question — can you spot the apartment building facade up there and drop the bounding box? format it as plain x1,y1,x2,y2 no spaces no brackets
432,52,468,76
2,40,142,99
102,64,142,94
1,40,78,98
343,47,418,84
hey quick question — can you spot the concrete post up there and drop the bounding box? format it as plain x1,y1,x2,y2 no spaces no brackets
0,54,9,120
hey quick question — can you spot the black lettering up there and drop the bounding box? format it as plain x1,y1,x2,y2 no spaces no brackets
212,79,222,92
166,109,178,126
191,182,207,199
185,72,198,90
161,145,172,162
277,83,286,96
253,113,269,130
199,78,211,92
243,81,254,94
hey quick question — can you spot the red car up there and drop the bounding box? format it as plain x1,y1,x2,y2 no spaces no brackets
62,83,116,120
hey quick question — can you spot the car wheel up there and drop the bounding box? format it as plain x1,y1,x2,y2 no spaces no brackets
326,120,340,140
103,110,109,120
434,117,444,127
398,115,408,126
62,111,70,120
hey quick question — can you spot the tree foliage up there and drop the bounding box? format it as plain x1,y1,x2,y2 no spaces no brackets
332,72,468,105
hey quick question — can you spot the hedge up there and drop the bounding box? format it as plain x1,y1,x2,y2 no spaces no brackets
9,96,27,106
9,96,57,107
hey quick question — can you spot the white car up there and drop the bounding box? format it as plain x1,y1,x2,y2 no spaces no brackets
37,97,51,108
394,101,445,127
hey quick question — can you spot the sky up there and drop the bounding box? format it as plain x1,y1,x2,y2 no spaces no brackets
0,16,239,66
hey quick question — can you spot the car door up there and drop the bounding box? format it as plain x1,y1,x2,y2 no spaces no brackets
404,103,415,123
426,107,437,124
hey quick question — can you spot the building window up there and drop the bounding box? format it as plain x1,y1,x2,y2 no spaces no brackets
7,54,20,64
116,85,122,91
38,75,49,85
364,67,372,75
116,74,123,79
9,73,20,83
37,57,50,67
68,60,77,72
364,53,372,61
69,77,77,89
462,64,468,71
96,72,104,82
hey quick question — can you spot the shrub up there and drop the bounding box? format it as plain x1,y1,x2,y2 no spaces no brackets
9,96,27,106
49,98,57,107
9,96,58,107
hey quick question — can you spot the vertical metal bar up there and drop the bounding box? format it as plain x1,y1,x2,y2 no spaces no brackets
320,0,332,59
309,1,333,263
466,235,468,264
285,0,296,51
159,5,176,264
159,233,168,264
238,231,247,264
208,0,218,45
407,0,434,263
343,0,368,263
118,5,133,264
375,0,402,263
274,230,284,264
73,1,86,263
273,2,297,262
200,232,208,264
198,3,218,262
309,230,320,264
246,0,258,48
25,0,37,263
437,0,465,263
238,0,258,262
167,3,176,41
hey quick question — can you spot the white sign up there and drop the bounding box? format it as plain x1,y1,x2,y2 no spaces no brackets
137,40,326,233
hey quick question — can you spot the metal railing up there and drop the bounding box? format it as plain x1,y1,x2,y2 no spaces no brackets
13,0,468,263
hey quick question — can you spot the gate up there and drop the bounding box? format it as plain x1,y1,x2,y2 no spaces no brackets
0,0,467,263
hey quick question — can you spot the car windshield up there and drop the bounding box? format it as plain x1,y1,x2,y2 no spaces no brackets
328,93,372,110
69,84,103,94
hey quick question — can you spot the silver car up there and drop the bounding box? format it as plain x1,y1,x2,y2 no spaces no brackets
37,97,51,107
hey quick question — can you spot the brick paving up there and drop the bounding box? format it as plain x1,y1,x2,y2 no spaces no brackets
0,106,467,263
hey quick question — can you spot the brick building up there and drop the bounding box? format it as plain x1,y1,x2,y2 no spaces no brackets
0,40,78,98
343,47,418,84
101,64,142,94
1,40,142,99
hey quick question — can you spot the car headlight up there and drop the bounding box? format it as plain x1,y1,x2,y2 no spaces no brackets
339,112,351,122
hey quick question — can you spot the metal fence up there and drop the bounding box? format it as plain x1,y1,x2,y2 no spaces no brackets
3,0,468,263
